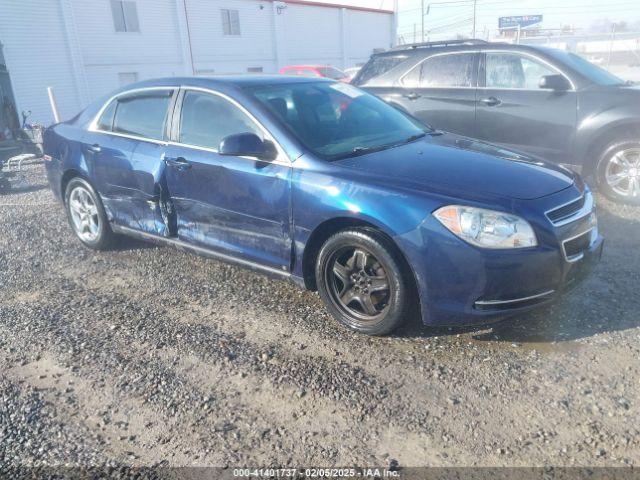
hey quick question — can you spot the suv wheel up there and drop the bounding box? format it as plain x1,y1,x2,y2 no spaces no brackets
65,177,115,250
315,228,413,335
596,140,640,205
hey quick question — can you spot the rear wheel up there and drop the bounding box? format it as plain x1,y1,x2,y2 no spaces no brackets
596,140,640,205
315,228,412,335
65,177,115,250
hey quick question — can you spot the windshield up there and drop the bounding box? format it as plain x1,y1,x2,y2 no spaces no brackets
318,67,347,80
552,51,625,86
246,81,429,159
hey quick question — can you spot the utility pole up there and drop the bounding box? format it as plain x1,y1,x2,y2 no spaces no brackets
472,0,477,38
421,0,425,42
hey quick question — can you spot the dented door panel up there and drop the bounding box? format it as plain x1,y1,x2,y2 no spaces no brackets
121,140,172,236
164,145,292,271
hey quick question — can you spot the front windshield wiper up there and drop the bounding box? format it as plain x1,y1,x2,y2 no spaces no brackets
404,132,427,142
330,132,429,161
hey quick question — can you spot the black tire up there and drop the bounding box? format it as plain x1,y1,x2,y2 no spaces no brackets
0,176,9,193
315,228,413,335
596,139,640,205
64,177,115,250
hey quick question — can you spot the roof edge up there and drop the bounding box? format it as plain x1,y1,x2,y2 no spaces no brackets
274,0,394,15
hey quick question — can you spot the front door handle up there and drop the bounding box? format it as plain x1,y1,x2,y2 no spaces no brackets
87,143,101,153
479,96,501,107
403,92,421,100
164,156,191,171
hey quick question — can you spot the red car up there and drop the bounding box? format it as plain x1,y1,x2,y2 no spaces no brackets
279,65,349,82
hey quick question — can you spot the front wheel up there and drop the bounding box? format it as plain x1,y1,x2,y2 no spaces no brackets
596,141,640,205
65,177,115,250
315,228,413,336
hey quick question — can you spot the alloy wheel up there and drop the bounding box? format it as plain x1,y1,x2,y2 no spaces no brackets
326,246,392,322
605,147,640,198
68,186,101,242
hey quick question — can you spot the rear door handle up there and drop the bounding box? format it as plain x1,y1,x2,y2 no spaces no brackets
479,96,501,107
403,92,421,100
87,143,101,153
164,156,191,171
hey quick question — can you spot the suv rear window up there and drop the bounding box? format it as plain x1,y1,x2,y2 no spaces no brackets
354,54,408,84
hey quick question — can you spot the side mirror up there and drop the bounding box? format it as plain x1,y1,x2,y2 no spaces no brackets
219,132,277,161
539,74,570,91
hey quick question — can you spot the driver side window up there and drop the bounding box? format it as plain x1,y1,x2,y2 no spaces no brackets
485,53,557,89
179,91,262,150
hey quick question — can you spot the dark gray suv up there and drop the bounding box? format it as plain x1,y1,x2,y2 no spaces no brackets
352,39,640,204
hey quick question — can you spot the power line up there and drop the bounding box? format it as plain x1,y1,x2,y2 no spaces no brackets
399,0,640,14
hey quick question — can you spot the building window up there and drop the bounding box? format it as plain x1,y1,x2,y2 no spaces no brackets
247,67,263,73
118,72,138,86
111,0,140,32
221,9,241,36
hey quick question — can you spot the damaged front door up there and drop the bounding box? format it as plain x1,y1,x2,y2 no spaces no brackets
163,89,291,272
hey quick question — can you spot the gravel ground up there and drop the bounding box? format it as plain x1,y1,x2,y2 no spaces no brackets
1,163,639,470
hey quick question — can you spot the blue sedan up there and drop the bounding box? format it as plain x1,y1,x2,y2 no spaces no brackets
43,76,603,335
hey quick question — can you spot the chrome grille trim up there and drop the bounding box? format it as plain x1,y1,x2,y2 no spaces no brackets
545,191,594,227
474,289,555,307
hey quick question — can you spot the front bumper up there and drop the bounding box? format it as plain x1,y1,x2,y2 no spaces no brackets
396,189,603,327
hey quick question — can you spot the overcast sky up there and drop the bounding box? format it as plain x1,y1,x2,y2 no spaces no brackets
312,0,640,40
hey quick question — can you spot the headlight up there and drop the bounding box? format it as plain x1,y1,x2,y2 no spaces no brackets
434,205,537,249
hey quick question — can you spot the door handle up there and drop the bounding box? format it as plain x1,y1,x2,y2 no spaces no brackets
479,96,501,107
87,143,101,153
164,156,191,171
402,92,421,100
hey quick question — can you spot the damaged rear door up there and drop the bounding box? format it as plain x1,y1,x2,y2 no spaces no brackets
163,88,292,272
84,87,177,234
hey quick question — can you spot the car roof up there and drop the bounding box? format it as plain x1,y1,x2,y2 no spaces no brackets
376,41,555,57
121,75,334,91
281,65,326,69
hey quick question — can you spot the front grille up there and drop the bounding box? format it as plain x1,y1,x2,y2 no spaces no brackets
546,196,585,225
563,230,592,261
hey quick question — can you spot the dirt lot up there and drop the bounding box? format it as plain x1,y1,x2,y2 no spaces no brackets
1,163,639,470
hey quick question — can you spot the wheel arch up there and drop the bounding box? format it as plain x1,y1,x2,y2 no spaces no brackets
580,119,640,178
60,169,90,205
301,217,421,316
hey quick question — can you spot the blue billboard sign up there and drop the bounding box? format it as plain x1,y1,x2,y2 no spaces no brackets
499,15,543,30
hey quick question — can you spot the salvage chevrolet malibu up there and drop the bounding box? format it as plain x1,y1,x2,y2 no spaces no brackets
44,76,603,335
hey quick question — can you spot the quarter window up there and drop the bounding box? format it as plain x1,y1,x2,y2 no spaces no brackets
221,9,241,36
110,0,140,33
97,100,117,131
179,91,261,150
404,53,475,88
485,53,557,89
111,91,172,140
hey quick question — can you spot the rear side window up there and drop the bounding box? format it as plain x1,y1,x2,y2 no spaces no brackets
112,91,172,140
97,100,117,131
403,53,475,88
354,54,408,84
179,91,261,150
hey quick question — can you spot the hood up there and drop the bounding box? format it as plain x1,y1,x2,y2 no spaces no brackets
334,133,575,200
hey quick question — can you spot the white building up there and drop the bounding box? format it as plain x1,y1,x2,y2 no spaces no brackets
0,0,395,124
